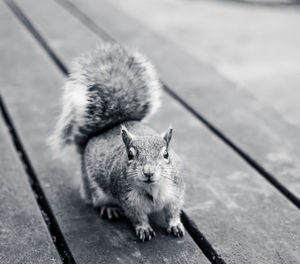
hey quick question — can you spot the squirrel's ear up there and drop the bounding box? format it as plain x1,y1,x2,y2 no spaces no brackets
162,125,173,148
121,125,134,148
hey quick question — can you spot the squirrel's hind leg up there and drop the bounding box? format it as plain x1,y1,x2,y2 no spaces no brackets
81,163,123,219
89,180,123,220
89,185,123,220
100,205,124,220
81,160,123,219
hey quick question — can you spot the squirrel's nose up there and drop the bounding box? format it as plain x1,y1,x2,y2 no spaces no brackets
143,164,154,179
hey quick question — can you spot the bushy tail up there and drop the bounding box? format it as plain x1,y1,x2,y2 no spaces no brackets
49,43,161,156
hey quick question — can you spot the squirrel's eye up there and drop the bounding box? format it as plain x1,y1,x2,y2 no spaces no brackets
128,148,135,161
163,150,169,159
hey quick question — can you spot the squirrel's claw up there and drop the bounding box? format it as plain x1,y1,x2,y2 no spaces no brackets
100,206,123,220
167,223,185,237
136,225,156,242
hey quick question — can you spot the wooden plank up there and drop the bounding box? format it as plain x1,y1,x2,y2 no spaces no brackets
0,114,61,263
9,0,300,263
65,0,300,203
0,2,209,264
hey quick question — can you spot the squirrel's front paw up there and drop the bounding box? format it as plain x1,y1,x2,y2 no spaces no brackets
167,222,185,237
135,225,156,242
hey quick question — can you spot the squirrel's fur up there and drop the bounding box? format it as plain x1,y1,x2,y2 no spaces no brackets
50,43,161,154
50,43,185,241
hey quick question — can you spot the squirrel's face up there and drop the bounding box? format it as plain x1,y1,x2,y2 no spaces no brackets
121,125,173,186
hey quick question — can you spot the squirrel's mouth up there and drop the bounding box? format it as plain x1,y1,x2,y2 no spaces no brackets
143,179,155,184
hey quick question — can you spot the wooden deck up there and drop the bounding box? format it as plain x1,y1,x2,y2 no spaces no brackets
0,0,299,263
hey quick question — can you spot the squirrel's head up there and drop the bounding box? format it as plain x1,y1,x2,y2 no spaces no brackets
121,125,173,187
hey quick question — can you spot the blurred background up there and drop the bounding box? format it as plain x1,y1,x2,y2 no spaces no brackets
110,0,300,127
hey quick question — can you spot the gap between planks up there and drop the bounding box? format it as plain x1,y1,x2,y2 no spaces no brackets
0,93,76,264
54,0,300,210
4,1,226,263
2,1,76,263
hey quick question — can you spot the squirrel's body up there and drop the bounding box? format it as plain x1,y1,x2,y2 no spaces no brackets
82,121,184,218
51,44,185,241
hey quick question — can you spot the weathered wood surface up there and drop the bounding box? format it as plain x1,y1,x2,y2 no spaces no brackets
0,114,61,263
10,0,300,263
0,2,209,264
66,0,300,201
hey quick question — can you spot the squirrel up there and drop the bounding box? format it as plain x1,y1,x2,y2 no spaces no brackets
50,43,185,241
